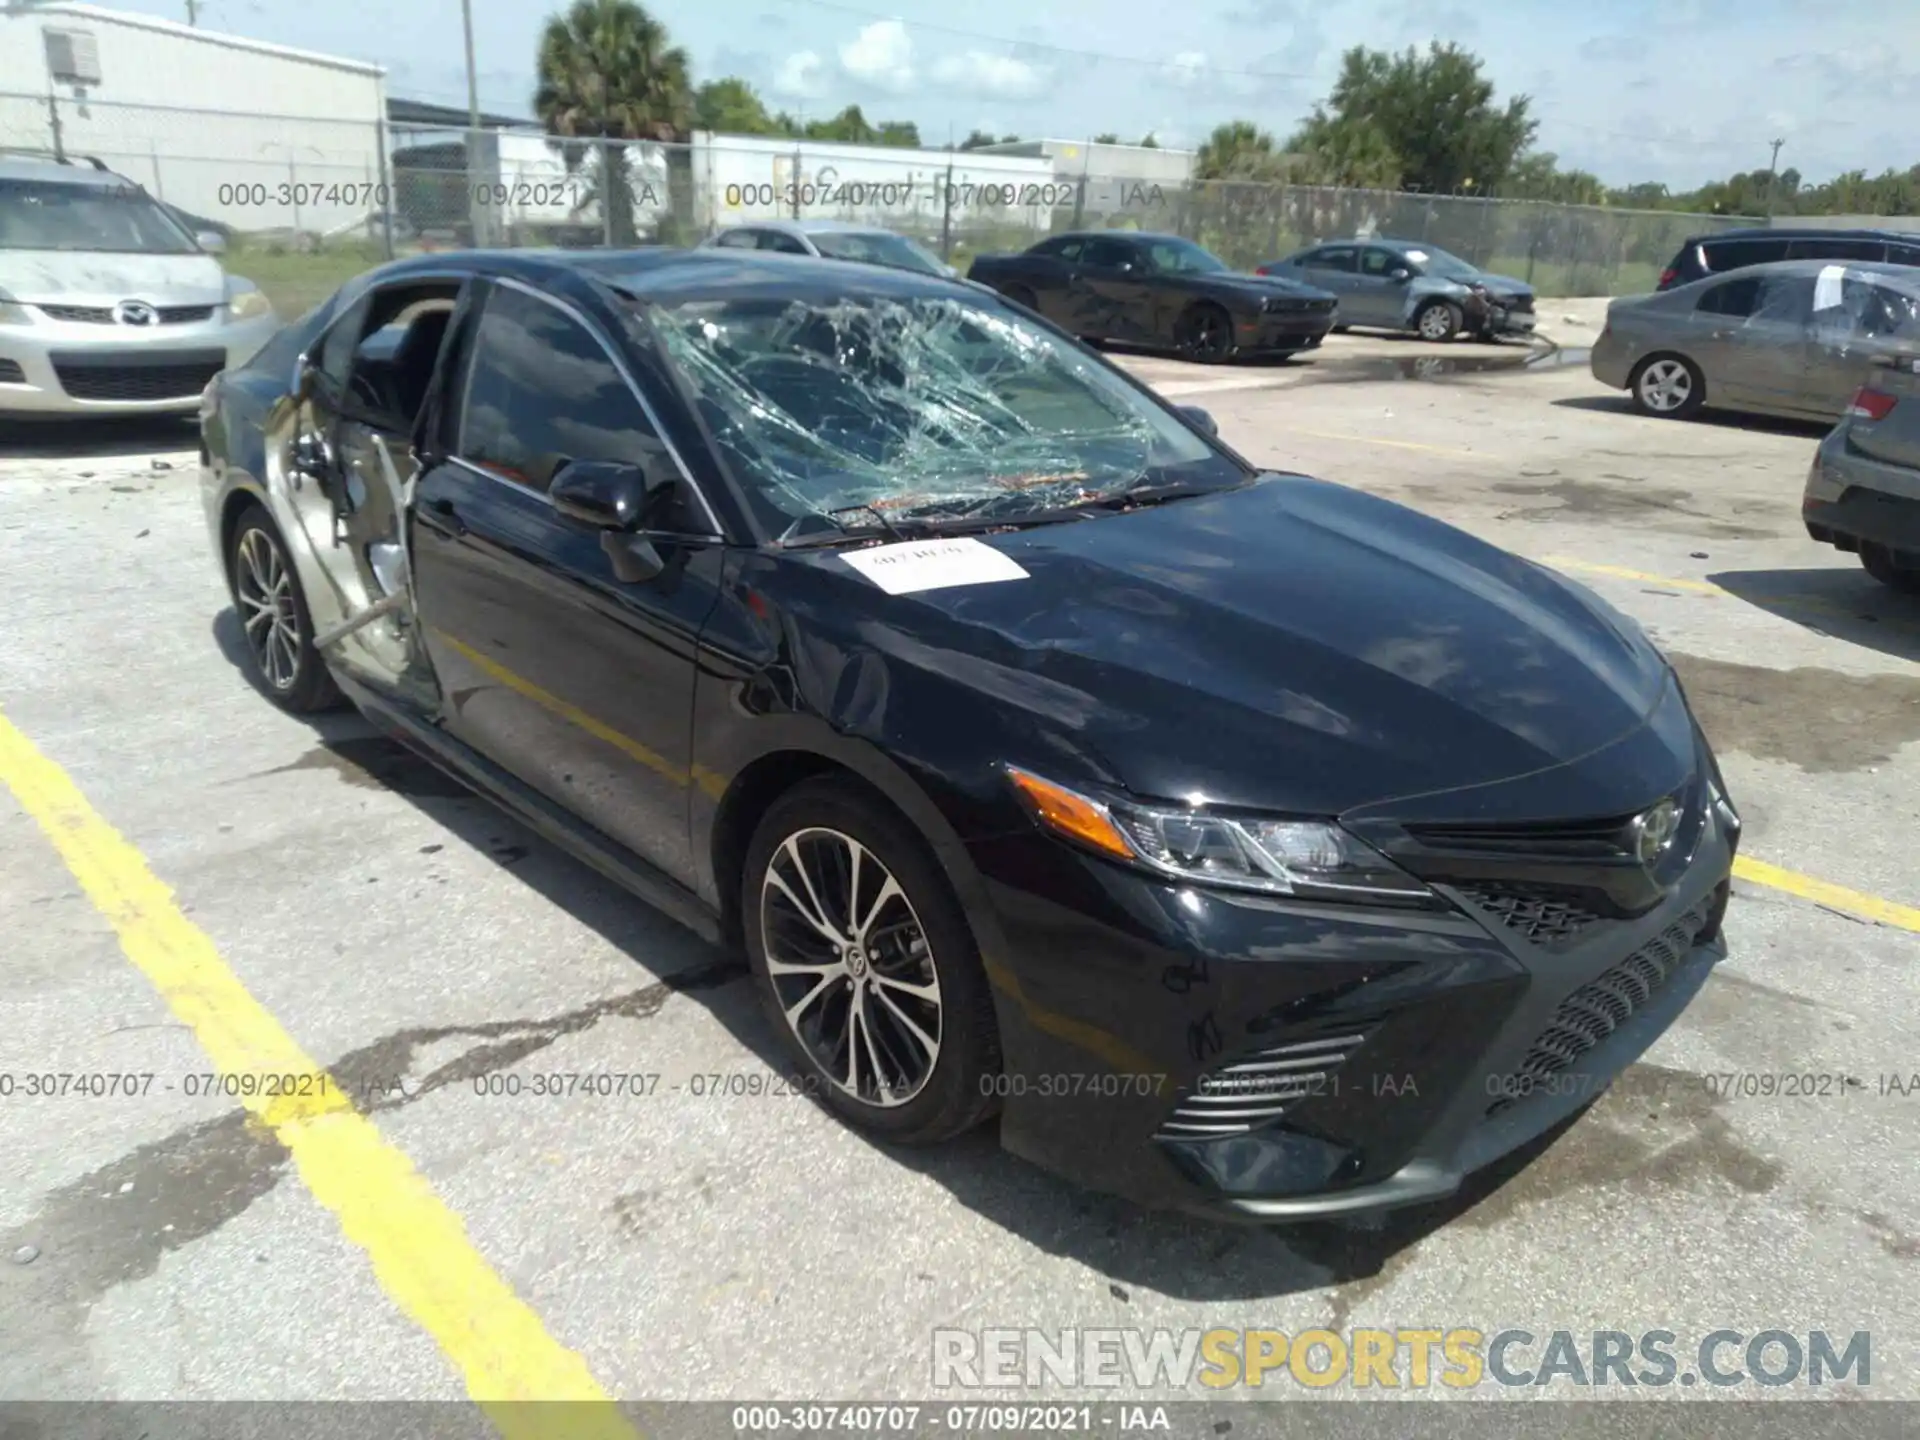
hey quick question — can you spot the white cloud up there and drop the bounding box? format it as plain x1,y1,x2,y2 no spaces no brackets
839,20,917,92
929,51,1050,98
772,50,829,99
1168,51,1208,87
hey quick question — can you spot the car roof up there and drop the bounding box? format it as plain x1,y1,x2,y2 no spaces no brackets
1676,257,1919,286
357,245,971,304
1687,226,1920,244
720,219,910,238
1044,231,1190,245
0,156,139,187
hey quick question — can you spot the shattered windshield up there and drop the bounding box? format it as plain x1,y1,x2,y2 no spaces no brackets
647,291,1243,535
1408,246,1481,281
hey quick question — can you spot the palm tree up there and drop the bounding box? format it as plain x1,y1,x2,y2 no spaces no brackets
535,0,693,245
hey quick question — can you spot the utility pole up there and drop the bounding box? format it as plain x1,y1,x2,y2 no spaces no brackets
1763,137,1785,219
185,0,199,23
461,0,488,246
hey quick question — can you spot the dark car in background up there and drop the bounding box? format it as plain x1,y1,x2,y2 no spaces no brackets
199,245,1739,1224
967,231,1337,363
1655,227,1920,291
1804,354,1920,593
1260,239,1536,343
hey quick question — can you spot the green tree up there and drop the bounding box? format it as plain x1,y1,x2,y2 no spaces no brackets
1289,42,1536,193
693,76,777,134
1503,151,1605,205
1092,132,1120,144
1286,114,1400,189
875,120,922,148
1194,120,1284,180
1138,133,1159,148
958,130,1018,150
534,0,693,244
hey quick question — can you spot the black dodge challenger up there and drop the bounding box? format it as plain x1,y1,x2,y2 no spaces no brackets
199,246,1740,1222
967,231,1338,363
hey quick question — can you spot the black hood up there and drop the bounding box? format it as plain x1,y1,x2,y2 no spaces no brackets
788,476,1677,821
1205,272,1336,302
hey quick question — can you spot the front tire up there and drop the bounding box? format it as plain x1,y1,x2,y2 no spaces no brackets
742,778,1002,1145
227,502,342,714
1175,302,1235,364
1629,354,1705,418
1413,299,1462,342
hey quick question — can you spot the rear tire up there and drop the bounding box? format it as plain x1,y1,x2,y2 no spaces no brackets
1861,543,1920,594
1413,299,1461,342
1629,353,1705,419
742,778,1002,1146
227,501,343,714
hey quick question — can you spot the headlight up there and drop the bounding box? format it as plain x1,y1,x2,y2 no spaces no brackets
1006,766,1434,904
228,288,272,320
0,299,29,325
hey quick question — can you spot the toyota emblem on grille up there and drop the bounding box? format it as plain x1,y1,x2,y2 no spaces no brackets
1628,798,1680,865
114,300,159,327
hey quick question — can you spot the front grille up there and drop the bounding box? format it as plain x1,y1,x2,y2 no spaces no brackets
0,358,23,383
36,303,215,325
51,348,225,402
1457,884,1602,944
1487,897,1715,1117
1157,1031,1370,1139
38,304,113,323
1405,815,1633,860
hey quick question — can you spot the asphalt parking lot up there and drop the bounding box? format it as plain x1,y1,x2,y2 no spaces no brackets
3,311,1917,1410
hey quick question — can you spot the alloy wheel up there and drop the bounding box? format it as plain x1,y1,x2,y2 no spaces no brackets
1183,308,1232,361
1637,359,1693,413
759,827,943,1107
1416,303,1455,341
235,527,302,691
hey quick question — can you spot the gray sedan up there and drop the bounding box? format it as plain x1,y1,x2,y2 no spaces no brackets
700,219,957,278
1591,259,1920,422
1258,238,1537,343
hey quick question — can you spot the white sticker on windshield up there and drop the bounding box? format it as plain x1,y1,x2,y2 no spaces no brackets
1814,263,1845,312
840,537,1029,595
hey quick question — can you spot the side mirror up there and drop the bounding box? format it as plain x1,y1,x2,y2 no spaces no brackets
1177,405,1218,437
197,231,227,254
551,459,655,530
550,459,668,583
1388,267,1412,282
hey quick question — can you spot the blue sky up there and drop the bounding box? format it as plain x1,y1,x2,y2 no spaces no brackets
71,0,1920,188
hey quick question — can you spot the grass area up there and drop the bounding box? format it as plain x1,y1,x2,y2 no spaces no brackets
224,241,389,322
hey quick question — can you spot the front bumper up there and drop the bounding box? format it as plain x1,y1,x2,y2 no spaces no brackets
0,310,280,416
1482,305,1537,336
967,742,1737,1222
1235,308,1336,354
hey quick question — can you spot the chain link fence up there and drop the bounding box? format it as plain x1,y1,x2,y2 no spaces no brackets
4,91,1759,319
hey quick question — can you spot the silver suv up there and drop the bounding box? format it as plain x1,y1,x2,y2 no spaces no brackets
0,154,280,417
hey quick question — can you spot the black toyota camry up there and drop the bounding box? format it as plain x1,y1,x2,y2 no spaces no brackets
199,246,1740,1222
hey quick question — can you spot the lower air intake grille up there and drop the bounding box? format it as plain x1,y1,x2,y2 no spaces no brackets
0,358,24,383
1487,898,1713,1117
51,349,224,402
1458,885,1603,944
1157,1031,1369,1140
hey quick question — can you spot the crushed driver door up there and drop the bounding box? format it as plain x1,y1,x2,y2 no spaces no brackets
269,277,473,715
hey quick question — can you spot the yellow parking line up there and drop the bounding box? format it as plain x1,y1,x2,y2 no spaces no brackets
1731,857,1920,933
0,708,640,1440
1539,556,1722,594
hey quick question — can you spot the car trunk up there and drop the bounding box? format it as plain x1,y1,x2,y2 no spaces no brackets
1843,357,1920,473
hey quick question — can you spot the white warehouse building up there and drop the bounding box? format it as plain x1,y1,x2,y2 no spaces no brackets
0,2,386,236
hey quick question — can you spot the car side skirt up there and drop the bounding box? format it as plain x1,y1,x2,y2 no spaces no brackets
334,671,726,947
